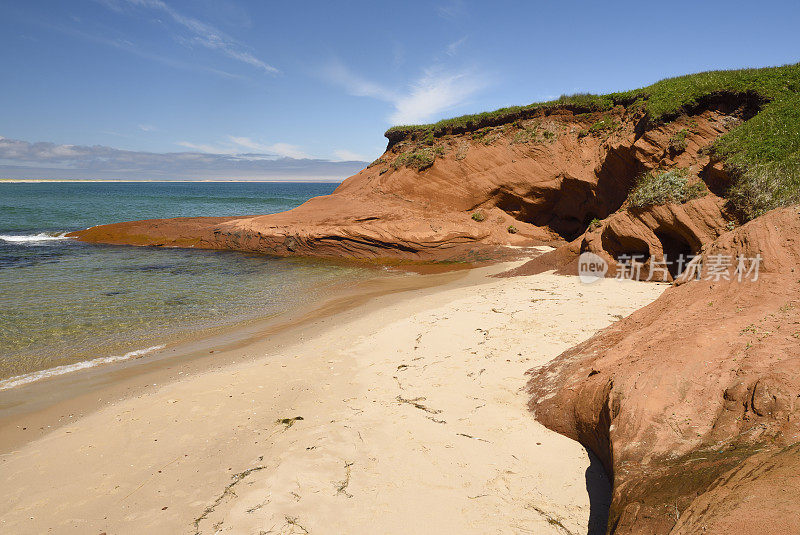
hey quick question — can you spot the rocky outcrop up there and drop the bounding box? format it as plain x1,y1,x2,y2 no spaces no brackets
71,105,747,264
504,194,732,280
525,206,800,533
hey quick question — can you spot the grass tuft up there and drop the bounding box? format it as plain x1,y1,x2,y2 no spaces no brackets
727,162,800,220
628,169,707,208
668,129,690,153
392,149,436,171
589,115,619,133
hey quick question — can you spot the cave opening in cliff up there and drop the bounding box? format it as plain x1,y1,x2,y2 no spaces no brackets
600,229,651,264
494,181,626,242
491,144,646,241
539,175,629,241
654,228,695,277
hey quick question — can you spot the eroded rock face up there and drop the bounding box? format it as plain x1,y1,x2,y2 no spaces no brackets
71,107,742,263
506,195,734,281
525,206,800,534
583,195,731,279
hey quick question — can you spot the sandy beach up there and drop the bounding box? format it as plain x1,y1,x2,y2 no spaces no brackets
0,264,665,534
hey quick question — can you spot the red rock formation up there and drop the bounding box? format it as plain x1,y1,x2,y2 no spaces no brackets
525,206,800,533
70,106,743,264
506,195,733,281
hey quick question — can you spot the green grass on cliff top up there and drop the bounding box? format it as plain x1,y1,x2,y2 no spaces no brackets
386,63,800,219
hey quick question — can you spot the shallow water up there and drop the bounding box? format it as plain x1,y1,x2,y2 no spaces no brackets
0,182,380,388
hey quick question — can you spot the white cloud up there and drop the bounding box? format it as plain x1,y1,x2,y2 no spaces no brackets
177,137,311,160
0,135,366,180
138,124,157,131
177,141,236,154
225,136,266,153
389,67,486,125
227,136,266,151
324,61,488,126
227,137,310,159
446,36,467,56
100,0,277,74
265,142,309,160
332,149,368,162
322,60,398,102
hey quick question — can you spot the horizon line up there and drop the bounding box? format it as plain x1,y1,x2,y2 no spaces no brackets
0,178,346,183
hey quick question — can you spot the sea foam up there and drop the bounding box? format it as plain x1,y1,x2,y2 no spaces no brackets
0,232,70,244
0,345,166,391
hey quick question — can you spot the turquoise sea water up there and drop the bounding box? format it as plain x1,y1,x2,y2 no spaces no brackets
0,182,377,389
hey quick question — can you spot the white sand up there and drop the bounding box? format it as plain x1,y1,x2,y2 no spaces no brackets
0,265,665,534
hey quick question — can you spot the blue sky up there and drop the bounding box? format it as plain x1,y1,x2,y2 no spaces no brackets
1,0,798,180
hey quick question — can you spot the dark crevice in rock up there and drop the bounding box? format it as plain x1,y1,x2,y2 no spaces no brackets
491,145,644,241
642,90,766,127
654,228,695,277
699,158,733,197
679,90,765,122
601,228,650,263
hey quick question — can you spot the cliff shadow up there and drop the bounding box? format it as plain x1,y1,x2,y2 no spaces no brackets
585,447,612,534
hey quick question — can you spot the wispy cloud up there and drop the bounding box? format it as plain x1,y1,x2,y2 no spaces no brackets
323,60,398,102
0,135,366,181
390,68,486,124
332,149,369,162
437,0,465,21
176,140,233,154
227,137,310,159
391,42,405,69
49,22,243,79
446,36,467,56
324,61,488,125
178,137,311,159
138,124,157,132
98,0,277,74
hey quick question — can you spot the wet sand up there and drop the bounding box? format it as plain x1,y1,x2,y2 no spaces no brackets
0,265,471,453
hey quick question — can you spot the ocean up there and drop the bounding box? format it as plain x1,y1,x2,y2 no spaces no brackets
0,181,379,390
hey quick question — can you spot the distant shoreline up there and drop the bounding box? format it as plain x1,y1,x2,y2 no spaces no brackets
0,178,344,183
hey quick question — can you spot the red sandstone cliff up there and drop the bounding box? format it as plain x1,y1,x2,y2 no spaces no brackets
70,98,750,265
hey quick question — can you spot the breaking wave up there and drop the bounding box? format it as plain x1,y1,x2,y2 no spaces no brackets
0,345,166,391
0,232,71,244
